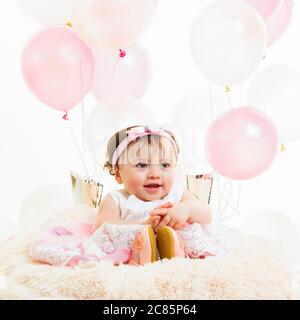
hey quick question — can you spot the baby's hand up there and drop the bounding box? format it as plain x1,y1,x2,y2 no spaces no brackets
148,202,173,232
154,202,189,230
148,215,161,231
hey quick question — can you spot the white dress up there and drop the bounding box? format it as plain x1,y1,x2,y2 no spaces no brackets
86,164,235,258
85,162,186,251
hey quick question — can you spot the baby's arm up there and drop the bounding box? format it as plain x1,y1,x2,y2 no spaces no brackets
152,190,212,229
95,194,147,228
180,189,212,225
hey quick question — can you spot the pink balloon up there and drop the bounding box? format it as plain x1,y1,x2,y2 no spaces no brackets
246,0,294,46
22,27,94,113
205,107,278,180
266,0,294,46
91,44,152,102
246,0,281,20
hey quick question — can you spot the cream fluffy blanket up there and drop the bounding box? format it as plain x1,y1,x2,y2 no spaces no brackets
1,205,300,300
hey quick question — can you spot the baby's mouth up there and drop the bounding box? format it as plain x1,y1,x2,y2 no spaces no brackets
144,184,162,191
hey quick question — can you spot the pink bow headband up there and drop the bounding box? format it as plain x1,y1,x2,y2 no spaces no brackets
111,126,179,168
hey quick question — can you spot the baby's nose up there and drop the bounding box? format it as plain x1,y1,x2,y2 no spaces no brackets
147,165,161,178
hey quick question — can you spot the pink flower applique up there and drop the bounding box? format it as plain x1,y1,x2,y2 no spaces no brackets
101,241,115,254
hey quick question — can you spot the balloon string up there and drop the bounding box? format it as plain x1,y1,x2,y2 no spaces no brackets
215,174,242,222
74,34,95,181
225,86,233,109
208,82,214,121
77,45,103,184
78,53,87,156
93,160,102,184
209,85,241,222
221,183,233,219
215,174,222,223
107,49,126,95
239,84,244,106
78,57,102,184
75,49,85,151
66,29,91,180
67,119,90,179
237,182,242,210
93,49,125,182
219,177,231,219
74,47,126,183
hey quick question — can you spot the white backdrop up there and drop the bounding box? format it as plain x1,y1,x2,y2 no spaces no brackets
1,0,300,229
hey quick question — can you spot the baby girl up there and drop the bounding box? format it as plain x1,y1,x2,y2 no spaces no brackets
90,125,226,265
29,125,229,267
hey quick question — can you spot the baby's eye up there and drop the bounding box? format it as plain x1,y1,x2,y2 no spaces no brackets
162,163,171,168
136,162,148,168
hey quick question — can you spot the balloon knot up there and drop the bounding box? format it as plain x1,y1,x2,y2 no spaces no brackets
280,143,286,152
119,49,126,58
225,86,231,93
63,112,69,121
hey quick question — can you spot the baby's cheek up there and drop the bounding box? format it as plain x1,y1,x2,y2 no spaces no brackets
127,176,143,191
164,176,174,191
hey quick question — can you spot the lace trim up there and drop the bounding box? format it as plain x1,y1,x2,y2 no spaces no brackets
29,241,82,266
87,223,144,249
176,223,235,258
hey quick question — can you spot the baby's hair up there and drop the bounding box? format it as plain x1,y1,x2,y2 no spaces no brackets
103,125,180,176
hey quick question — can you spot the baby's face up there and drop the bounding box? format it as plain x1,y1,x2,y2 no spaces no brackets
115,137,177,202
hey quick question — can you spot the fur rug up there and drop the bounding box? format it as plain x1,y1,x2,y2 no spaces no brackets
0,206,300,300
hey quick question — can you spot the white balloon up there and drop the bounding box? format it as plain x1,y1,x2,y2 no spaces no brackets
170,87,229,174
86,96,156,167
17,0,72,26
18,185,72,235
247,64,300,144
190,0,267,86
72,0,156,49
241,210,299,243
91,43,152,102
0,217,17,241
